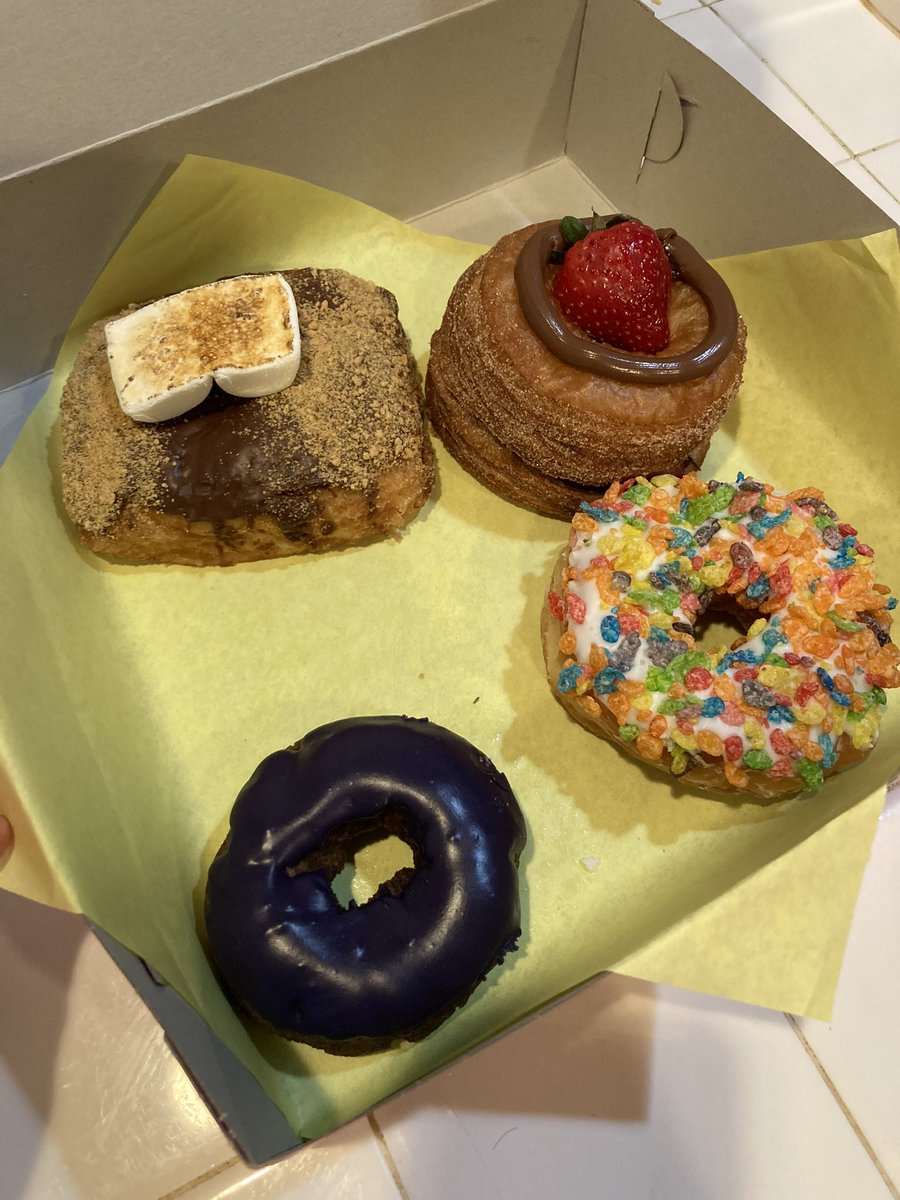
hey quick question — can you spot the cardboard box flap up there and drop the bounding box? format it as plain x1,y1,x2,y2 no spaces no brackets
0,0,585,391
568,0,897,258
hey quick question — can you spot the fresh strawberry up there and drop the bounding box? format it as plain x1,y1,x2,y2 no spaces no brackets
552,215,672,352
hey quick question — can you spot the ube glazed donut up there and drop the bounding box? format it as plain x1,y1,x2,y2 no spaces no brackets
204,716,527,1055
542,473,900,798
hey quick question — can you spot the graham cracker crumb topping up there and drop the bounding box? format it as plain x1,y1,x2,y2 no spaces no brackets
60,268,427,538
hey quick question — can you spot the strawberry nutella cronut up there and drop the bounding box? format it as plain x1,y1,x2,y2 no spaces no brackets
426,214,747,517
542,473,900,798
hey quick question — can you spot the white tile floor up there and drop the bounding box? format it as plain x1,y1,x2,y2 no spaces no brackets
3,3,900,1199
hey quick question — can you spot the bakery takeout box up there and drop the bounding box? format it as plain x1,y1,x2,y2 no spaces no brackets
1,0,898,1166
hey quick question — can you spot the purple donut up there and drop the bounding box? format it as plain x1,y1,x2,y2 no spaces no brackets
204,716,527,1054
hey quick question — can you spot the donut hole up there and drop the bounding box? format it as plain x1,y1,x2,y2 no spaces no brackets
331,834,415,908
289,811,416,910
690,595,756,655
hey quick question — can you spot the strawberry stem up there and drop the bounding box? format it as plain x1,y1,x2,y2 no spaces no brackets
560,213,634,246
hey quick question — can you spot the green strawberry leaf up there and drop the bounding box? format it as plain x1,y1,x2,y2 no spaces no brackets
560,215,589,245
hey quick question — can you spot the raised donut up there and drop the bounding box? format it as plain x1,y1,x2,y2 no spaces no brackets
204,716,527,1054
542,473,900,798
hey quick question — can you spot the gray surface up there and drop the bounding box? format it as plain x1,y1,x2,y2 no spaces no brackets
0,0,473,179
0,0,584,390
0,375,49,466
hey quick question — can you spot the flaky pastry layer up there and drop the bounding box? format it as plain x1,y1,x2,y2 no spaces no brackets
427,222,746,516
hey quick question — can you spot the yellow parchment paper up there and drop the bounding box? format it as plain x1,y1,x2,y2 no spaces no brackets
2,156,899,1138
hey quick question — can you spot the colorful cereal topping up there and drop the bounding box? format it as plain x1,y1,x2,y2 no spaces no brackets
549,473,899,792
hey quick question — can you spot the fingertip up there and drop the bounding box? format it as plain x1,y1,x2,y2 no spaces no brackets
0,814,13,860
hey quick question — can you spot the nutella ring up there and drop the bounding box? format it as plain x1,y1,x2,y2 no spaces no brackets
204,716,527,1054
514,218,738,383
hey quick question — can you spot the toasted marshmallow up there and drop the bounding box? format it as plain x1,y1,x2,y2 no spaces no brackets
105,274,301,423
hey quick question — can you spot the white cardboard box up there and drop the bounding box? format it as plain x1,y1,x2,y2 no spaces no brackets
0,0,893,392
0,0,896,1165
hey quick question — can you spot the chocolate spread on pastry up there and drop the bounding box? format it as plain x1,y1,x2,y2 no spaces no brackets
514,218,739,383
61,267,432,559
156,269,410,534
159,390,325,536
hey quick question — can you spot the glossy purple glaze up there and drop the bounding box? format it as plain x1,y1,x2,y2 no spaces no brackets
204,717,527,1047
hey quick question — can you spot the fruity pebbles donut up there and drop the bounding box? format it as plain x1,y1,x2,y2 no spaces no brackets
542,473,900,798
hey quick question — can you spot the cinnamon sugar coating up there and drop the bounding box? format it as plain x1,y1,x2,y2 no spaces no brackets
426,222,746,517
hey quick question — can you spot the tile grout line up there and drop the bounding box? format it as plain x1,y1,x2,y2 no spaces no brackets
155,1156,242,1200
714,7,900,188
368,1110,414,1200
856,132,900,158
688,5,856,162
785,1014,900,1199
859,0,900,40
849,156,900,205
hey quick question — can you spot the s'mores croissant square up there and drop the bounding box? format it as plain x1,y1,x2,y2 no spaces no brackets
60,269,434,566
